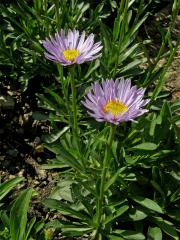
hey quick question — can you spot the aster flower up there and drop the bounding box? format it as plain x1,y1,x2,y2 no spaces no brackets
82,78,149,125
42,29,103,65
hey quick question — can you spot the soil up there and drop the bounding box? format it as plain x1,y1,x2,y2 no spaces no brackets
0,87,55,209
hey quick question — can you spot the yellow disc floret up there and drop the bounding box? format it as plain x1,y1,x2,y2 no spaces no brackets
63,49,80,61
104,100,128,116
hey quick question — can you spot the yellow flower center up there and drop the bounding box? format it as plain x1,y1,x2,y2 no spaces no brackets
104,100,128,116
63,49,80,61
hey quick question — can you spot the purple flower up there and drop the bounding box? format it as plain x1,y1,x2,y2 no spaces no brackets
42,29,103,65
82,78,149,125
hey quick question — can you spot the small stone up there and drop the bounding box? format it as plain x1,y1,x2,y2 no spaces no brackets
6,149,18,157
0,156,5,161
34,180,39,185
0,95,15,110
36,157,42,163
34,136,41,145
9,174,15,179
18,169,24,177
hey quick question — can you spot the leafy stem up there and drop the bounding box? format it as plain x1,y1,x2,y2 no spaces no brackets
57,64,69,114
96,124,116,233
70,66,79,149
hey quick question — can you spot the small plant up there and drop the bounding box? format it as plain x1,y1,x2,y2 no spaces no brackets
0,179,47,240
0,0,179,239
40,1,180,239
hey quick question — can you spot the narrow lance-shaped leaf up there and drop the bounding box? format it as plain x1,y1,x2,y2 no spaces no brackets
130,196,163,213
111,229,145,240
151,216,179,240
131,142,157,151
43,198,91,222
105,168,121,191
61,224,93,237
10,188,34,240
43,126,69,143
104,204,129,224
0,177,24,201
24,217,36,240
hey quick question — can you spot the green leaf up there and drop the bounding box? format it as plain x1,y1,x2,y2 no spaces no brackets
108,235,124,240
170,187,180,203
61,225,92,237
160,101,172,120
167,208,180,221
150,180,165,199
46,219,62,230
149,113,157,136
112,229,145,240
80,181,97,197
71,183,94,216
0,210,10,228
50,180,73,202
24,217,36,240
43,126,69,143
83,59,100,80
104,169,121,191
44,87,65,106
171,100,180,113
45,144,83,171
131,142,158,151
119,59,142,73
43,198,90,222
128,13,148,38
104,204,129,224
42,158,69,169
119,43,140,63
113,10,122,41
0,177,24,202
147,226,162,240
130,196,163,213
10,188,34,240
33,220,45,234
128,207,148,221
151,216,179,240
76,3,90,22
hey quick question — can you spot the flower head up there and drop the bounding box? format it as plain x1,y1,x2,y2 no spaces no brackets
82,78,149,125
42,29,103,65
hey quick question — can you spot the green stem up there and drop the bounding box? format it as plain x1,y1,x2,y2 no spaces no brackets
54,0,61,29
57,64,69,110
70,66,79,148
150,37,180,102
142,0,180,87
96,124,116,227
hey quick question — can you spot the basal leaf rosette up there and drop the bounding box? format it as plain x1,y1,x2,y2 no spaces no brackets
82,78,149,125
42,29,103,65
